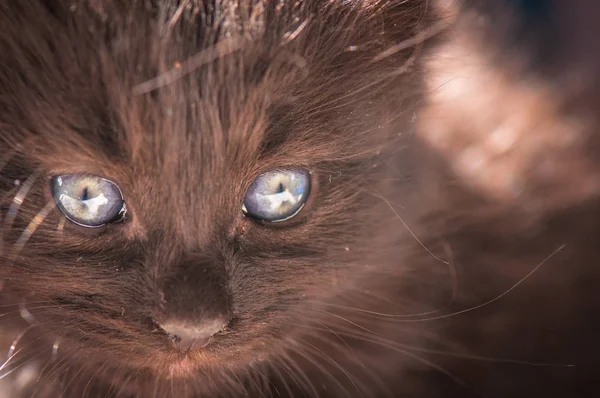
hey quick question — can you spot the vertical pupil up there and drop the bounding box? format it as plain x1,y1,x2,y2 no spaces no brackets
277,182,285,193
81,187,89,201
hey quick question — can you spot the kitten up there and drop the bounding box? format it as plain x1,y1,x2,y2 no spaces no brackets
0,1,599,397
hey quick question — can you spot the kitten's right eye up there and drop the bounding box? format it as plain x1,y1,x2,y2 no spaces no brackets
51,175,127,228
242,169,311,222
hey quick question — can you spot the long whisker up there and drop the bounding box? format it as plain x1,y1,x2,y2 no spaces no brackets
289,318,393,396
239,368,268,398
0,304,79,320
164,0,190,33
7,323,37,358
301,340,364,397
227,367,255,397
314,319,575,368
58,361,88,395
32,323,106,398
0,349,47,380
285,341,353,397
19,302,37,325
82,359,109,398
3,167,43,231
0,300,70,309
278,350,322,397
0,346,25,373
406,244,567,323
374,190,449,265
1,167,43,255
315,244,565,323
371,18,452,63
132,36,245,95
13,199,55,255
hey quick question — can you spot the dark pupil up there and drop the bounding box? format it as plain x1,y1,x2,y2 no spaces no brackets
81,187,89,201
277,183,285,193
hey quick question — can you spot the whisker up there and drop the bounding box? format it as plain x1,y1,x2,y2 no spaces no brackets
0,347,24,373
318,309,378,337
0,349,46,380
19,302,37,325
227,367,254,397
313,301,443,319
240,368,267,398
3,167,43,231
408,244,567,323
269,356,302,397
151,368,160,398
82,359,109,398
326,329,478,396
31,352,61,398
253,366,278,396
51,340,59,360
13,199,55,255
308,37,423,116
56,216,66,232
0,319,82,367
36,357,70,396
132,36,245,95
7,323,37,358
373,190,449,265
1,167,43,255
310,319,358,360
324,321,575,369
281,18,310,45
277,352,319,397
286,340,354,397
0,300,61,309
165,0,190,33
256,360,289,397
289,318,393,397
33,323,105,397
371,18,452,63
58,361,87,394
0,304,79,321
309,229,564,326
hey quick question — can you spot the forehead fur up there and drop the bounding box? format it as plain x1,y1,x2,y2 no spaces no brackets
0,0,425,157
0,0,427,244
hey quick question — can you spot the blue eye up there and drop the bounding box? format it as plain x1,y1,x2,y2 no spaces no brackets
51,175,126,228
242,169,311,222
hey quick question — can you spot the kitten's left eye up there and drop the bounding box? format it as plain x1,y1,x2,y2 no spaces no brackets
242,169,311,222
51,175,126,228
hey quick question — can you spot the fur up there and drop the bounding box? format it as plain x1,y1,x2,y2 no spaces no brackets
0,1,599,397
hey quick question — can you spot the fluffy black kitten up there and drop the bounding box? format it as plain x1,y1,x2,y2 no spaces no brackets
0,1,599,397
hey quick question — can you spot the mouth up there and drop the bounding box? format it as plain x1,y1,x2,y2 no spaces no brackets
0,293,274,375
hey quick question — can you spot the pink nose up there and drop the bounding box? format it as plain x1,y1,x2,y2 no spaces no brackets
159,317,227,351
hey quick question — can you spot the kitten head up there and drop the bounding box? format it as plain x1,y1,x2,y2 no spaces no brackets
0,1,431,394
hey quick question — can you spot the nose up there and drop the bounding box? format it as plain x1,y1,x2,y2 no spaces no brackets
159,317,228,352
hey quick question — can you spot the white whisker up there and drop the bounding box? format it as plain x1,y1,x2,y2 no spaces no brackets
7,323,37,359
4,168,43,230
371,18,452,63
13,200,55,255
132,36,245,95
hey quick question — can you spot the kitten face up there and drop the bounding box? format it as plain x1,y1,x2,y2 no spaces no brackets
5,2,598,397
0,1,428,395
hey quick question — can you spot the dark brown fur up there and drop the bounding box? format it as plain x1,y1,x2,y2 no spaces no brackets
0,1,599,397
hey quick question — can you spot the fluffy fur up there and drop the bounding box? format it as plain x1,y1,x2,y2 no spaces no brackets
0,1,599,397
